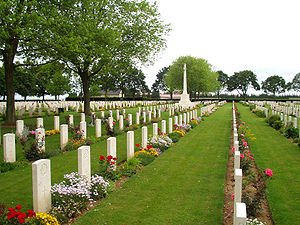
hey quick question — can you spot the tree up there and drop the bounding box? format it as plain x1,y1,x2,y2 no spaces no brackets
38,0,170,116
288,73,300,92
44,62,71,100
165,56,219,98
216,70,228,99
14,67,38,100
261,75,286,96
0,1,51,124
227,70,260,99
151,66,169,98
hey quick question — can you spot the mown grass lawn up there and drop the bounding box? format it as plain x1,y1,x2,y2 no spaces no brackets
0,106,199,211
74,104,231,225
237,103,300,225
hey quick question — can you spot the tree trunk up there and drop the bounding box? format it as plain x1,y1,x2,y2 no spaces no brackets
80,71,91,116
3,39,18,125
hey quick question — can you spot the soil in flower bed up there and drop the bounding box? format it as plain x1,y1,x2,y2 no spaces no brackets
222,120,274,225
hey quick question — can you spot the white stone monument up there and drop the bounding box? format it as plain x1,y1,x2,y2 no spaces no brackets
178,63,193,109
78,146,91,181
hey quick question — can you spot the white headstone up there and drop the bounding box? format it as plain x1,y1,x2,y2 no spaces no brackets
128,114,132,126
161,120,166,134
234,151,240,169
136,112,140,125
37,118,43,128
153,123,158,137
81,113,85,122
3,133,16,162
119,115,124,130
174,116,178,125
148,111,152,122
16,120,24,138
35,128,45,153
169,118,173,133
69,114,74,128
234,202,247,225
60,124,68,150
179,115,183,126
142,126,148,148
95,119,101,137
78,146,91,181
127,131,134,160
108,117,113,130
107,137,117,170
54,116,59,130
80,121,87,139
32,159,51,213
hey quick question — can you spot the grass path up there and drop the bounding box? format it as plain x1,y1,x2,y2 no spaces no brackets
74,104,232,225
237,103,300,225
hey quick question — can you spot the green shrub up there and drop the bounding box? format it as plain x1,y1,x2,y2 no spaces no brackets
168,132,181,143
284,127,299,139
266,115,281,127
249,104,256,111
272,120,283,130
251,109,266,118
120,158,142,177
136,153,155,166
25,142,49,161
293,138,300,143
0,161,27,173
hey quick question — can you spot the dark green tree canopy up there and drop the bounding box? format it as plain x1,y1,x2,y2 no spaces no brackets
165,56,218,95
151,66,169,97
227,70,260,99
261,75,286,95
289,73,300,92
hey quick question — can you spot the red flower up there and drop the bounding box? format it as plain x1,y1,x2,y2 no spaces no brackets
99,155,105,161
161,132,163,135
110,162,115,165
113,157,118,161
27,210,35,217
136,144,140,147
107,155,113,160
147,145,152,149
158,128,161,131
8,207,14,211
173,124,178,127
18,218,25,224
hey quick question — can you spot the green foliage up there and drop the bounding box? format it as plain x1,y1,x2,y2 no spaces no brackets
165,56,219,95
251,109,266,118
152,66,170,97
272,120,283,130
261,75,286,95
0,161,26,173
266,115,281,127
168,132,181,143
249,104,256,111
136,153,156,166
227,70,260,99
24,141,49,162
284,127,299,139
120,158,142,177
288,73,300,91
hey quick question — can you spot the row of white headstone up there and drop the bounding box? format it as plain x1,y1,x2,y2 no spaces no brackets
232,101,247,225
30,104,204,213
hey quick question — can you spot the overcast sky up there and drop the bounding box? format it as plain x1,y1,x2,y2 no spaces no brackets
142,0,300,92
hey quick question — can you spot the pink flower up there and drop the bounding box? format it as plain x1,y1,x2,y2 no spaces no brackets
82,130,84,132
38,132,41,134
246,127,249,129
249,156,254,160
242,139,245,142
228,213,231,216
231,194,235,200
242,122,245,125
243,142,248,146
30,131,35,135
113,122,116,124
241,134,244,137
240,154,244,158
232,147,235,152
248,150,251,153
77,131,80,134
265,168,274,177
